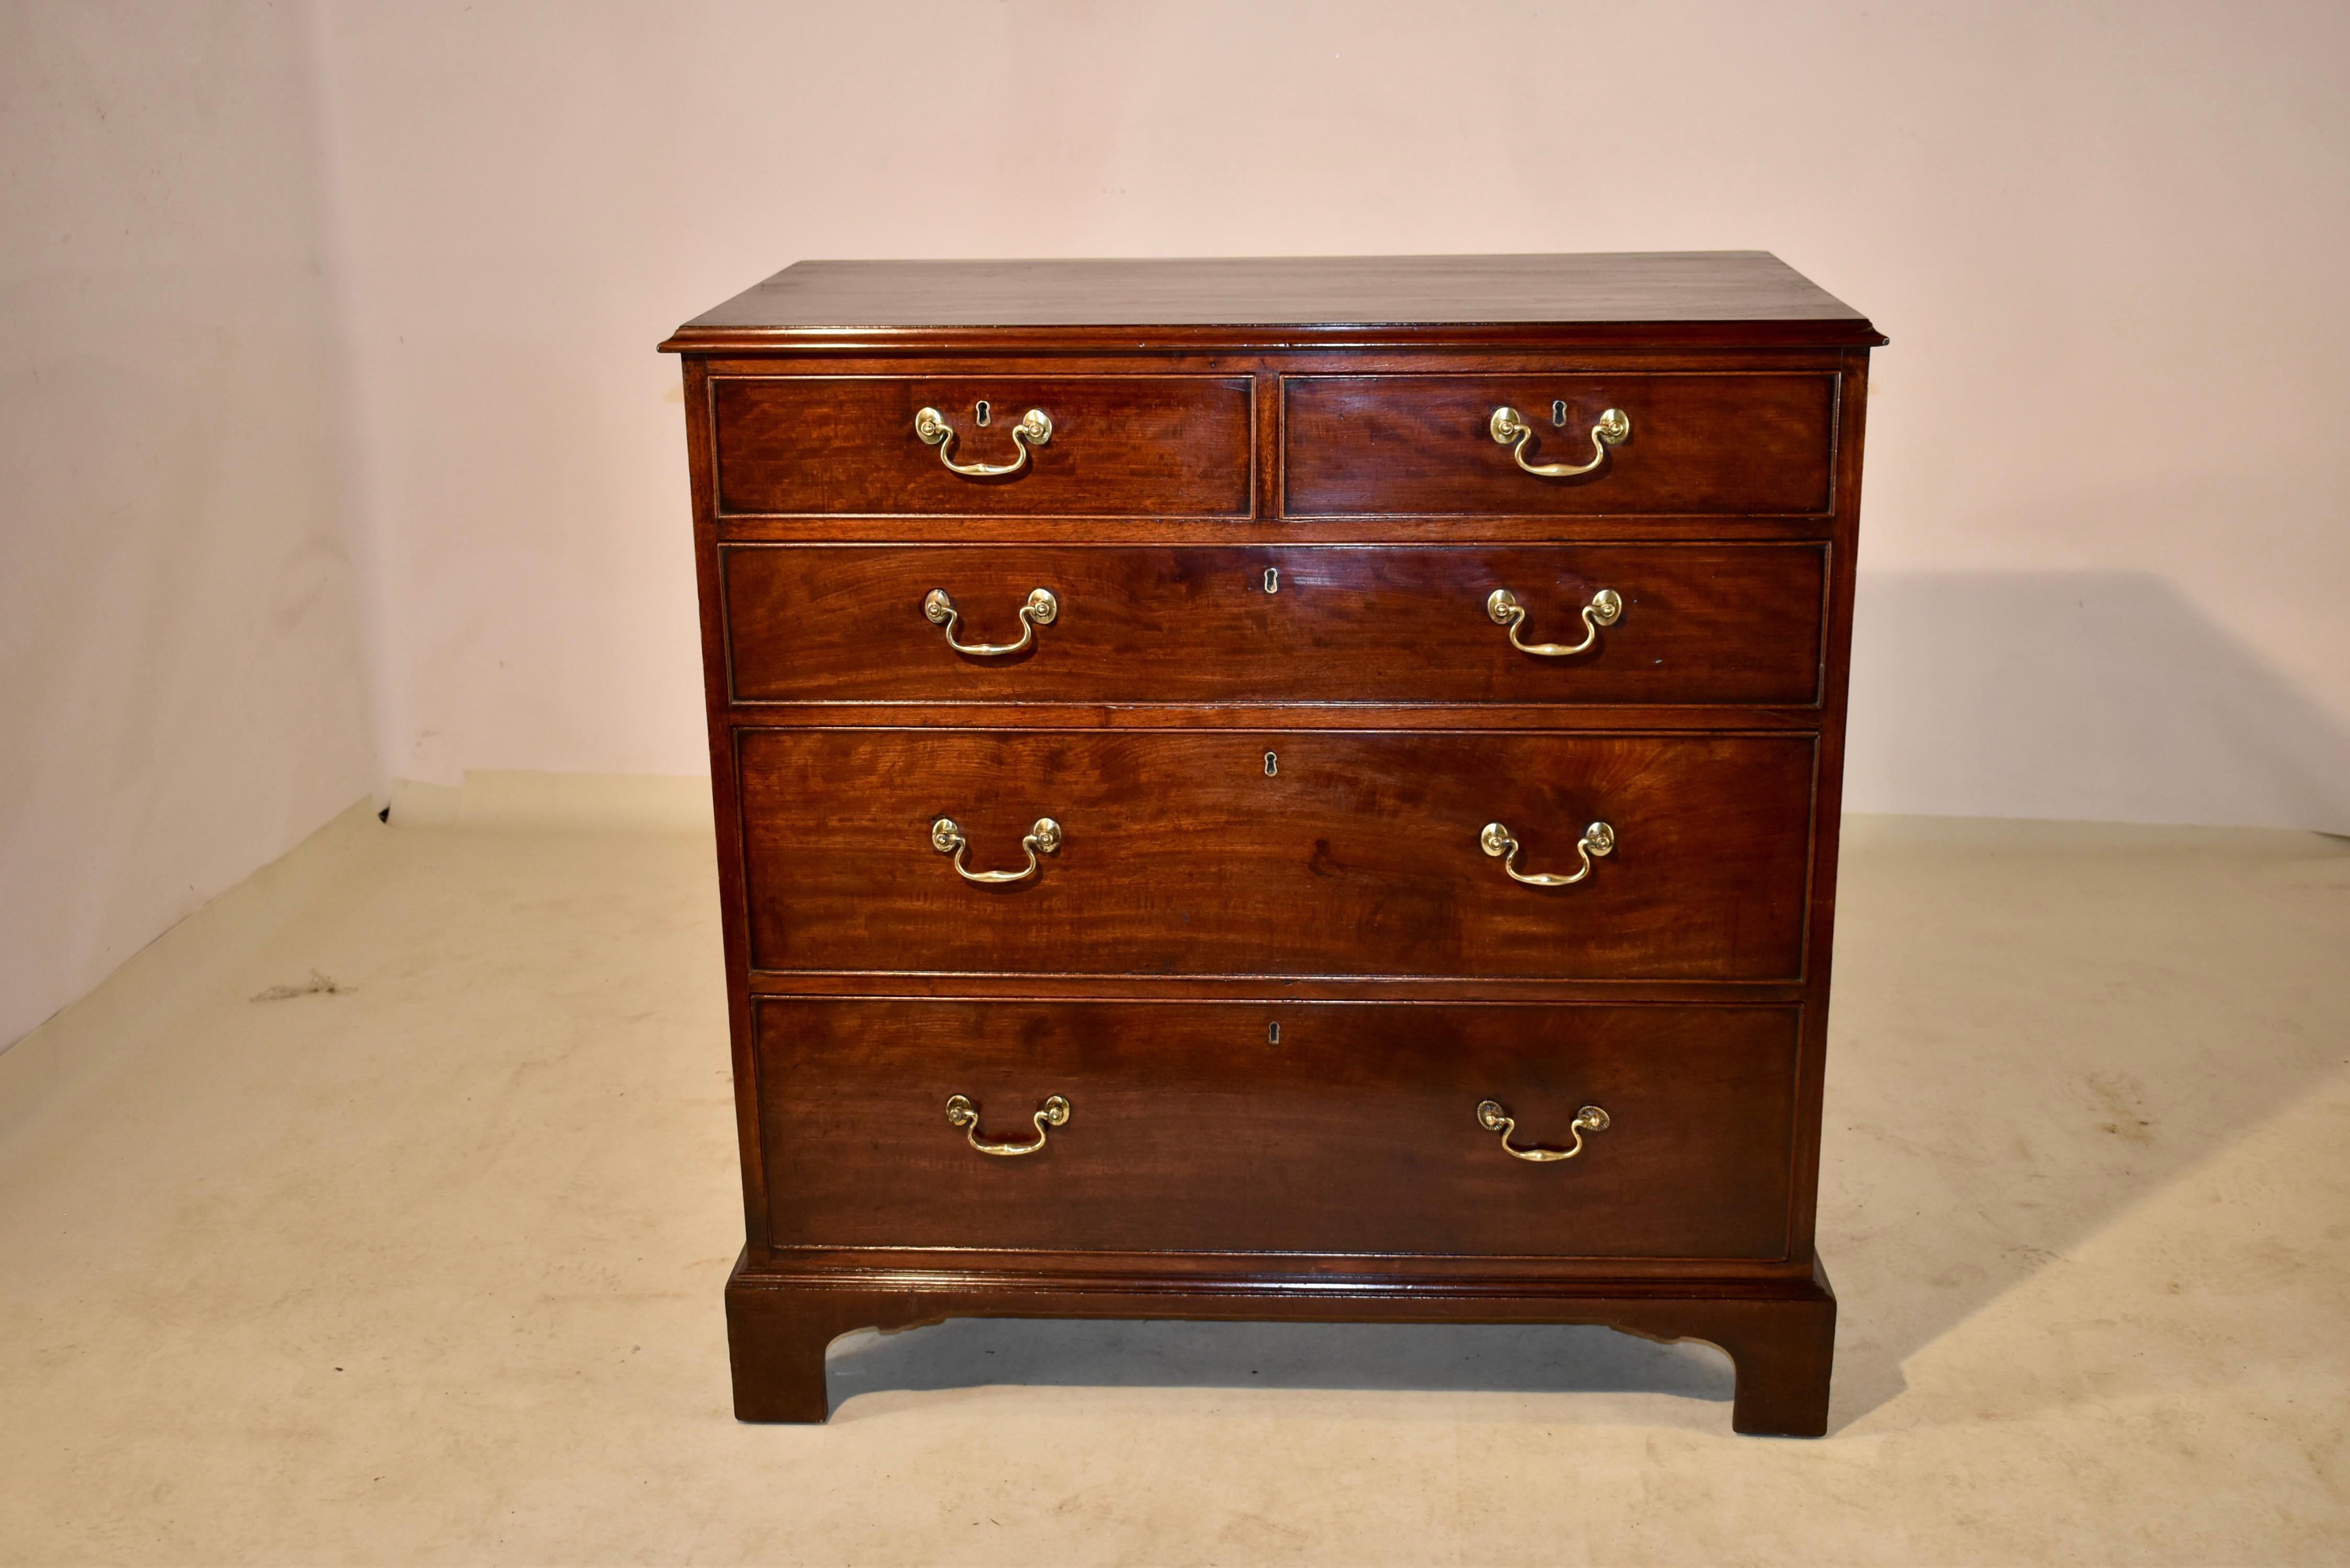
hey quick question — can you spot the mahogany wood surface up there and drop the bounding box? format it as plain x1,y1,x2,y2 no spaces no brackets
711,374,1252,517
1283,374,1835,516
734,728,1815,981
665,251,1884,353
721,543,1828,708
724,1254,1838,1435
666,251,1877,1436
753,998,1799,1260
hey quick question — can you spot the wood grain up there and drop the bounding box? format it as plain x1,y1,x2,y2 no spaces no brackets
663,252,1885,355
1283,374,1835,516
753,997,1800,1260
734,728,1815,981
721,543,1828,708
670,251,1879,1436
725,1253,1838,1435
712,374,1252,517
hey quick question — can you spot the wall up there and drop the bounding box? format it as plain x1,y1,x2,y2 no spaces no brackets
308,0,2350,832
8,2,2346,1054
0,3,380,1048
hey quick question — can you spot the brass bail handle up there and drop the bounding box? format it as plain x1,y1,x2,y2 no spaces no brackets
924,587,1058,656
1486,586,1622,657
1479,819,1615,886
946,1093,1070,1157
916,406,1053,477
1477,1099,1611,1162
931,816,1061,884
1489,404,1630,477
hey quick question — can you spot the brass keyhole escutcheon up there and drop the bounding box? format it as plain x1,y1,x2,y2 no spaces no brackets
1263,567,1280,594
1267,1021,1281,1045
1264,751,1278,777
975,399,991,425
1552,398,1568,426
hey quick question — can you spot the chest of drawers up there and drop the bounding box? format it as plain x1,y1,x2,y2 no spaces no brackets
662,253,1882,1436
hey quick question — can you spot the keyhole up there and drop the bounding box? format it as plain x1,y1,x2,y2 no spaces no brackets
1264,751,1279,777
1267,1022,1281,1045
1551,399,1569,427
975,399,991,426
1262,567,1280,594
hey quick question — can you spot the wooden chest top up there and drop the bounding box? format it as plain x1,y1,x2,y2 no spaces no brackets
663,251,1885,351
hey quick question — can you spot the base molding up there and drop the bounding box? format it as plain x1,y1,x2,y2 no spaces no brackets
724,1251,1836,1436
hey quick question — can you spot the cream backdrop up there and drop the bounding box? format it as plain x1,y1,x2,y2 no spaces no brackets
309,0,2350,817
6,0,2347,1046
2,5,378,1050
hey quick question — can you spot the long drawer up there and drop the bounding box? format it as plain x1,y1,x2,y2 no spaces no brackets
722,543,1827,707
735,728,1815,980
1283,373,1836,516
755,998,1801,1260
711,374,1254,517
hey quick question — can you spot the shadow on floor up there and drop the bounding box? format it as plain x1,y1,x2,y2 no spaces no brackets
826,1316,1732,1419
1810,824,2350,1429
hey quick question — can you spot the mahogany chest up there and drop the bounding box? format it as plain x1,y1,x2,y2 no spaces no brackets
661,252,1882,1435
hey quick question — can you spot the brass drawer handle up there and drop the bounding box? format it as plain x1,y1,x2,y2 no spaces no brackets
1486,585,1622,656
931,816,1061,884
915,406,1052,477
946,1093,1070,1157
924,587,1057,656
1477,1099,1611,1162
1479,819,1615,886
1490,404,1630,477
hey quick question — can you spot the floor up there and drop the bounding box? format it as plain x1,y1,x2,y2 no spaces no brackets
1,805,2345,1565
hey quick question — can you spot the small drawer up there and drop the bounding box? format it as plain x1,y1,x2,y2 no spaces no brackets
756,998,1800,1261
722,542,1826,707
1282,373,1836,516
736,728,1814,981
711,374,1254,517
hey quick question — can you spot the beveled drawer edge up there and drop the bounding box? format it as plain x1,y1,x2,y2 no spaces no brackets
744,979,1817,1007
707,516,1848,544
718,703,1841,730
734,1255,1827,1292
747,987,1815,1006
763,1241,1797,1266
744,963,1814,986
723,720,1829,740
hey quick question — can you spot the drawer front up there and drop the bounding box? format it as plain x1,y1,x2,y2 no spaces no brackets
723,543,1826,707
737,729,1813,980
756,998,1800,1260
711,374,1253,517
1283,374,1835,516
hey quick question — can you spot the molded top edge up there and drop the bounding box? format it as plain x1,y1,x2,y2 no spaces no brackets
662,252,1885,350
